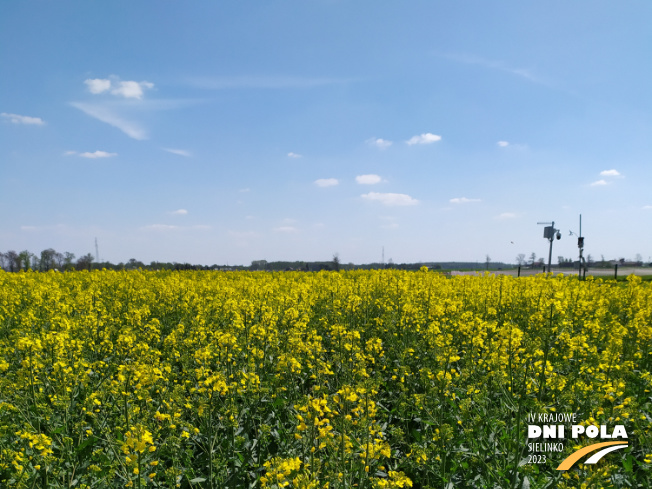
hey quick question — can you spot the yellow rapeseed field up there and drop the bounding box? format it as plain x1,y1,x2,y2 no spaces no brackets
0,269,650,488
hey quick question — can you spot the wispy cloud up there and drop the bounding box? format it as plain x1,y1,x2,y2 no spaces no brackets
406,133,441,145
186,75,351,90
170,209,188,216
163,148,192,157
438,52,550,86
600,169,621,177
361,192,418,206
643,205,652,210
315,178,339,187
450,197,481,204
71,102,147,140
79,150,117,159
356,174,382,185
497,140,529,151
85,77,154,100
590,179,608,187
1,112,45,125
495,212,518,220
288,152,302,158
366,138,392,150
274,226,298,233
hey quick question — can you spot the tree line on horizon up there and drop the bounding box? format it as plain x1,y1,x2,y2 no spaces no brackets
1,248,646,273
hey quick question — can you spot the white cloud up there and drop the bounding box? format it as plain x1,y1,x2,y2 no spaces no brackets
274,226,298,233
63,150,78,156
361,192,418,206
367,138,392,150
163,148,192,157
85,77,154,99
495,212,518,220
170,209,188,215
314,178,339,187
1,112,45,125
643,205,652,210
356,174,382,185
600,169,621,177
112,80,154,99
288,152,302,158
240,188,251,193
450,197,481,204
84,78,112,94
71,102,147,140
406,133,441,145
590,179,608,186
79,150,117,158
497,141,510,147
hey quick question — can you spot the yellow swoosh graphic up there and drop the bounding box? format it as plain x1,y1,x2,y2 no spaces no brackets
557,441,628,471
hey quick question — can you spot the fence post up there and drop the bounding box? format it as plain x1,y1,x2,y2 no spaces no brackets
614,264,618,280
518,266,521,277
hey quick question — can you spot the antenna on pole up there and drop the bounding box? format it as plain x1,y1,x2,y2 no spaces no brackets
95,238,99,262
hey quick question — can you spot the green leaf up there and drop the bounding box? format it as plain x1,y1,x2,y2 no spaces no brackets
190,477,207,483
623,454,633,473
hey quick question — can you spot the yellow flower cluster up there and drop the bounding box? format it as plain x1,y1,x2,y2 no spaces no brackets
0,269,650,487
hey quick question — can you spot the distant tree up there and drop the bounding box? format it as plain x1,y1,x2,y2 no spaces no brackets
586,254,594,265
635,253,643,266
529,252,537,267
485,254,491,270
3,251,20,272
53,251,65,269
516,254,526,266
76,253,94,271
250,260,268,271
39,248,57,271
63,252,76,271
332,253,340,272
126,258,144,270
18,250,34,271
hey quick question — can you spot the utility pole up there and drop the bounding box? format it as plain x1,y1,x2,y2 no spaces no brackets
537,221,561,273
570,215,586,280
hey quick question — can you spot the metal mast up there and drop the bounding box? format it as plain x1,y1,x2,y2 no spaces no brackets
537,221,561,273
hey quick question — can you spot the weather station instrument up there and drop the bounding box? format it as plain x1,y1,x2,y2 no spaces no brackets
537,221,561,273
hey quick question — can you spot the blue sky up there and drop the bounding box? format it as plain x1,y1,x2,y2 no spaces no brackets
1,1,651,266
